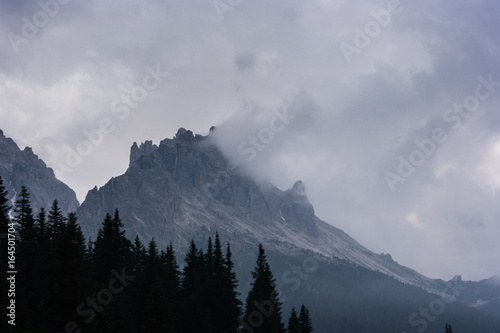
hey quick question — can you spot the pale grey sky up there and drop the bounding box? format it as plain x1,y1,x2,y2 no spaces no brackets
1,0,499,281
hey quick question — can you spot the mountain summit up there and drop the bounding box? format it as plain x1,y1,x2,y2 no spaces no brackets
77,127,435,289
2,127,499,332
0,129,79,213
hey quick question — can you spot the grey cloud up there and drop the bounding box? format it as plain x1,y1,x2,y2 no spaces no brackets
234,52,256,72
1,0,499,281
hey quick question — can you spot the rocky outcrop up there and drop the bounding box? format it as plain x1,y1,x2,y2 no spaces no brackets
0,129,79,214
76,127,440,291
129,140,158,167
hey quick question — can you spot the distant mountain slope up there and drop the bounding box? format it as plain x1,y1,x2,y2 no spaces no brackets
0,129,79,213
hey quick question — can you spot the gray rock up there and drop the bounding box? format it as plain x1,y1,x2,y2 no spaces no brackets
0,130,79,214
76,127,439,292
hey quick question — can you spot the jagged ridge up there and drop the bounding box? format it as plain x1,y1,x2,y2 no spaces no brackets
77,127,441,293
0,129,79,213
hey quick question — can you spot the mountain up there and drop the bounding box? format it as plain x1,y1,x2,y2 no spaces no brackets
75,127,500,332
2,126,499,332
0,129,79,213
78,127,437,289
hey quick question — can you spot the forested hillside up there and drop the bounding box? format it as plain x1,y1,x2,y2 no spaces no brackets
0,177,312,333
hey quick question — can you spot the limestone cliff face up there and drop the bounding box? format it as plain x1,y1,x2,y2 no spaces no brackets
0,129,79,213
76,128,440,292
77,128,320,251
2,127,498,318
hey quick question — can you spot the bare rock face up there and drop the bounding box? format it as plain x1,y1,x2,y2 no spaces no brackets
0,129,79,214
55,127,500,322
77,128,320,250
76,127,439,291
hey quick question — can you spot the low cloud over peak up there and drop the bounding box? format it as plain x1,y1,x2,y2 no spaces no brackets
1,0,500,281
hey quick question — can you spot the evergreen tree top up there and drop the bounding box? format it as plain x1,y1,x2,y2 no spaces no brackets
299,304,313,333
287,307,300,333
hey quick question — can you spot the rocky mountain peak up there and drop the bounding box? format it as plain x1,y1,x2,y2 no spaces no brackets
0,129,79,213
174,127,195,143
130,140,158,166
291,180,305,192
290,180,310,201
76,127,453,295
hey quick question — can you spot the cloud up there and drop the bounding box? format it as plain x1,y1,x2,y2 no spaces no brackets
234,52,256,72
0,0,499,281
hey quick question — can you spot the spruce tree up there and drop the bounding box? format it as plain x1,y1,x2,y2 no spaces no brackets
35,207,49,269
47,212,90,330
131,235,147,331
299,304,313,333
245,244,285,333
93,210,132,282
47,199,65,236
287,307,300,333
206,236,214,276
221,240,243,332
141,237,163,330
132,235,146,276
35,208,53,331
145,238,161,280
13,186,38,331
90,210,135,333
204,236,218,329
160,241,181,331
36,208,47,242
180,240,211,332
160,241,181,301
14,186,36,242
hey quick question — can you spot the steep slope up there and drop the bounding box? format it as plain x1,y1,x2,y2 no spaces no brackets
77,128,436,290
75,127,500,332
2,127,498,332
0,129,79,213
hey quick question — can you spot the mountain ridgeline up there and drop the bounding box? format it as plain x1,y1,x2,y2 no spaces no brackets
1,127,500,332
0,129,79,214
73,127,500,332
77,128,434,287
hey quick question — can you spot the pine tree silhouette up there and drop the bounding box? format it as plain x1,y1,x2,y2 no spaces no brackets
299,304,313,333
180,240,211,332
47,199,65,235
93,210,132,282
160,241,181,331
13,187,38,331
245,243,285,333
287,307,300,333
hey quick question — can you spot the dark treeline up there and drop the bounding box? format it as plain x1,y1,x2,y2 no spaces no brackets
0,178,312,333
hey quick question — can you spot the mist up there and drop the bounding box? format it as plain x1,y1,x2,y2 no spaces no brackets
1,0,500,280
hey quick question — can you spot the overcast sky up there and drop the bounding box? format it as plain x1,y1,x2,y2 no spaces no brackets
1,0,500,281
